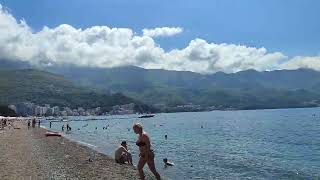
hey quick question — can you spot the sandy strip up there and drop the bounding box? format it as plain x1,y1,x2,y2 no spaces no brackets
0,121,140,180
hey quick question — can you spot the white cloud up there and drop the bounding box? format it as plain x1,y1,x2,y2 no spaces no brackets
142,27,183,37
280,56,320,71
160,39,287,73
0,5,319,74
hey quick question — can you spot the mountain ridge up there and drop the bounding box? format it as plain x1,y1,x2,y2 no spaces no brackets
1,59,320,111
45,65,320,110
0,68,155,113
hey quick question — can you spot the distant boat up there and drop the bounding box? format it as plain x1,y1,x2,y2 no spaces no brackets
138,114,155,118
137,104,155,118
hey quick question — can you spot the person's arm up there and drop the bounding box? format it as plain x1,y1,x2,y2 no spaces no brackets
120,146,129,154
145,135,151,151
143,133,151,158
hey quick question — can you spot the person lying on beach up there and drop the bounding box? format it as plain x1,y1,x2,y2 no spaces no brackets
133,123,161,180
114,141,133,165
163,158,174,167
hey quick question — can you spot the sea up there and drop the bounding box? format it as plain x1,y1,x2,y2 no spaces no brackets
42,107,320,179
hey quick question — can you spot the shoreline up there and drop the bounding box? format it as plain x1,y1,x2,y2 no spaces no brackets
0,120,140,179
40,122,159,180
28,105,320,118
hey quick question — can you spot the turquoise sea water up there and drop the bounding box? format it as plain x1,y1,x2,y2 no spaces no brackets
43,108,320,179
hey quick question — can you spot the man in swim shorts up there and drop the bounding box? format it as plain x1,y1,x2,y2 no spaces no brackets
114,141,133,165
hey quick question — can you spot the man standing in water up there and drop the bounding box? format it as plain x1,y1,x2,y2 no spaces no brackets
133,123,161,180
66,123,71,131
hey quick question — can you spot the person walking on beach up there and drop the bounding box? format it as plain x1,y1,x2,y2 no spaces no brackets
133,123,161,180
27,120,30,129
32,118,36,128
114,141,133,165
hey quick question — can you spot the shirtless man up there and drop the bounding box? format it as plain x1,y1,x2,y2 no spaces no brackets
114,141,133,165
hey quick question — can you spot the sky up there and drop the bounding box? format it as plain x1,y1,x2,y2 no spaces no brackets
0,0,319,73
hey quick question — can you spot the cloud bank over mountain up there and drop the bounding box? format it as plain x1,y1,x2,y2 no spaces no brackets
0,5,319,73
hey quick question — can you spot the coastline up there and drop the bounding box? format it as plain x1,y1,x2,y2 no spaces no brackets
163,105,320,113
0,120,140,179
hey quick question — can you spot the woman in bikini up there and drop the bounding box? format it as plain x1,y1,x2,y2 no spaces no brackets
133,123,161,180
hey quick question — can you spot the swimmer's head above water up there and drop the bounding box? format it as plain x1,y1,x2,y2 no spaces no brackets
163,158,168,163
163,158,174,166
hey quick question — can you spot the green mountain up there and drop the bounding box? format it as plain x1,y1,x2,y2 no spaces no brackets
2,59,320,111
0,105,16,116
45,66,320,110
0,69,154,112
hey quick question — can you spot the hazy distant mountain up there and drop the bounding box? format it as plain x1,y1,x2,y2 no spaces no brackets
1,59,320,110
44,65,320,91
0,59,32,70
44,65,320,110
0,68,154,112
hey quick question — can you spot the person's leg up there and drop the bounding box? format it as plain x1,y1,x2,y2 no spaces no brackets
117,155,126,164
137,157,147,180
147,152,161,180
127,152,133,165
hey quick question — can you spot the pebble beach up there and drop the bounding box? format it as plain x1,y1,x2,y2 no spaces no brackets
0,120,140,180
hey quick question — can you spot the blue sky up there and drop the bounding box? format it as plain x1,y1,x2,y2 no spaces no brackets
0,0,319,73
0,0,319,57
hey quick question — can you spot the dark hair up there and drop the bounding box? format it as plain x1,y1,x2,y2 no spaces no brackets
121,141,127,145
163,158,168,162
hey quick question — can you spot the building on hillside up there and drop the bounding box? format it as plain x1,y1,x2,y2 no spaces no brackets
8,105,17,113
52,106,60,116
15,102,35,116
111,103,135,115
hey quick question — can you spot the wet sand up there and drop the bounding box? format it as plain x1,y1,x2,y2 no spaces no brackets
0,121,140,179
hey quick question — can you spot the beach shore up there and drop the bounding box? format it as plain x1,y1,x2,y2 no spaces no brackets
0,120,140,179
